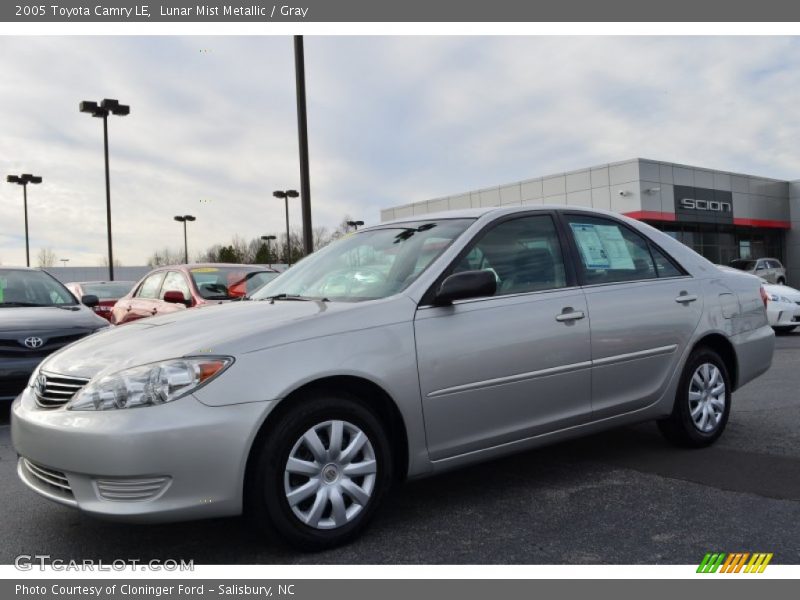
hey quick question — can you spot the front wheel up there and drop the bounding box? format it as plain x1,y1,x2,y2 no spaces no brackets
658,348,731,447
246,392,393,551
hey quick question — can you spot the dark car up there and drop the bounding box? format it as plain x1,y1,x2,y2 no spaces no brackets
0,267,109,402
64,281,135,322
110,263,279,325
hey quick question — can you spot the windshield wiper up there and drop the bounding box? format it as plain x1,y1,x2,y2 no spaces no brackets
262,293,329,304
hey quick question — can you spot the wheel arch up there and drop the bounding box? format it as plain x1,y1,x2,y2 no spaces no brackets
243,375,410,502
691,333,739,390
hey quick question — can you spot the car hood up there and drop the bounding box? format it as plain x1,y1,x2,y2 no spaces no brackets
0,305,107,333
41,296,414,380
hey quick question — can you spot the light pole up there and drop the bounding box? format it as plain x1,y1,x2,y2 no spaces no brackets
174,215,196,264
293,36,313,256
347,220,365,231
6,173,42,267
273,189,299,266
80,98,130,281
60,258,69,267
260,235,277,268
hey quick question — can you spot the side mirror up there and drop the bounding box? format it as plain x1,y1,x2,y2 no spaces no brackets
434,270,497,305
81,294,99,308
163,290,189,306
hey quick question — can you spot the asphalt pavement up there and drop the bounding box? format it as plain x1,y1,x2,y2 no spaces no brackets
1,333,798,564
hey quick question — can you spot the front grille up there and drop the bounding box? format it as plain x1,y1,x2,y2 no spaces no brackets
35,373,90,409
0,376,28,398
94,476,171,502
0,333,89,359
20,458,75,503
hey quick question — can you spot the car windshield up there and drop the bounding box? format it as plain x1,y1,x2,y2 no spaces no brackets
251,219,475,302
189,267,278,300
730,259,757,271
0,269,77,307
80,282,135,299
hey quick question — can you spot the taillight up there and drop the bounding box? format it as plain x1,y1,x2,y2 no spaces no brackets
760,286,768,308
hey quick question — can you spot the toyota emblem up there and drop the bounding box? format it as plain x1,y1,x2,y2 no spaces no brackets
23,336,44,349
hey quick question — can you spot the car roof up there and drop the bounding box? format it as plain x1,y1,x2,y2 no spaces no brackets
374,204,639,228
151,263,279,273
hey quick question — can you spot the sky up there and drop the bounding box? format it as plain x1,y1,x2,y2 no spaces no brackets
1,35,800,266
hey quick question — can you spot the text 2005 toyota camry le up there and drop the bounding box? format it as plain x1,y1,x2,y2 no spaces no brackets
12,206,774,549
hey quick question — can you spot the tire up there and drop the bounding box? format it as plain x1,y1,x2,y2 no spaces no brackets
657,347,731,448
246,391,393,551
777,278,786,285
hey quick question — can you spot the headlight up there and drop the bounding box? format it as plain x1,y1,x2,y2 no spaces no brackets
68,357,233,411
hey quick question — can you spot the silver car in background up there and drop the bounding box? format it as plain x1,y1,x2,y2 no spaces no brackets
12,206,774,550
730,257,787,285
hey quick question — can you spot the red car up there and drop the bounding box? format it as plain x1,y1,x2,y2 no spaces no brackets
65,280,136,322
110,264,279,325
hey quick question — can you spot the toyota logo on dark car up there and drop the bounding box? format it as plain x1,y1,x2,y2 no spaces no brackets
23,337,44,349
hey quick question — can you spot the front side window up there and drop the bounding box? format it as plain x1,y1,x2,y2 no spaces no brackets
251,219,474,302
452,215,567,296
160,272,192,300
566,215,657,284
0,269,77,307
136,272,165,299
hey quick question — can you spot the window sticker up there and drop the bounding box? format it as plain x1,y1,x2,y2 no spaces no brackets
594,225,635,270
570,223,611,269
570,223,635,270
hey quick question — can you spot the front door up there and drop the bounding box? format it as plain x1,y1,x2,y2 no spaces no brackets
414,213,592,461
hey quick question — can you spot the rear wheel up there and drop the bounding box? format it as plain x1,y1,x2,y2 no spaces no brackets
246,391,393,551
777,277,786,285
658,347,731,447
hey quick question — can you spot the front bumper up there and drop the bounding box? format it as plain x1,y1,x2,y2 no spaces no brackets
11,386,273,522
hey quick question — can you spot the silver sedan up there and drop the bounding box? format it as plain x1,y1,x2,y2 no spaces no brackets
12,206,774,550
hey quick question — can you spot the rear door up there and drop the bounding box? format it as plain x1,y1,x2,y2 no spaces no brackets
414,213,592,460
561,212,703,419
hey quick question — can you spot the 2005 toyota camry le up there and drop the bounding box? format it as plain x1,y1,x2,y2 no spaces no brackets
12,206,774,549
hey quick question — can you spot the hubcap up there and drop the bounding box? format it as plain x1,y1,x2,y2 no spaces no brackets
689,363,726,433
283,420,377,530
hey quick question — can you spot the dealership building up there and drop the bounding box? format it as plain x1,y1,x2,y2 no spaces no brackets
380,158,800,283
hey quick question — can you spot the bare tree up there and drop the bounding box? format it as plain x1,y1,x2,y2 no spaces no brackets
146,247,183,267
99,256,123,268
36,247,57,268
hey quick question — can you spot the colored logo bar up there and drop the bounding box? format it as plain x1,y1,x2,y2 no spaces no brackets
697,552,773,573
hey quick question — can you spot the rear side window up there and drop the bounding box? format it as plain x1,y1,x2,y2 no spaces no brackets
650,245,684,278
565,215,659,285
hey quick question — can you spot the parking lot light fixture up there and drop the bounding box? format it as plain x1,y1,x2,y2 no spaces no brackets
273,189,299,267
6,173,43,267
260,235,277,268
347,220,365,231
174,215,196,264
80,98,130,281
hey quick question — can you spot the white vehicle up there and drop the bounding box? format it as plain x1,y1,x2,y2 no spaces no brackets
762,282,800,333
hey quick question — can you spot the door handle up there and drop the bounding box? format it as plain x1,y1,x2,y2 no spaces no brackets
675,293,698,304
556,309,585,322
